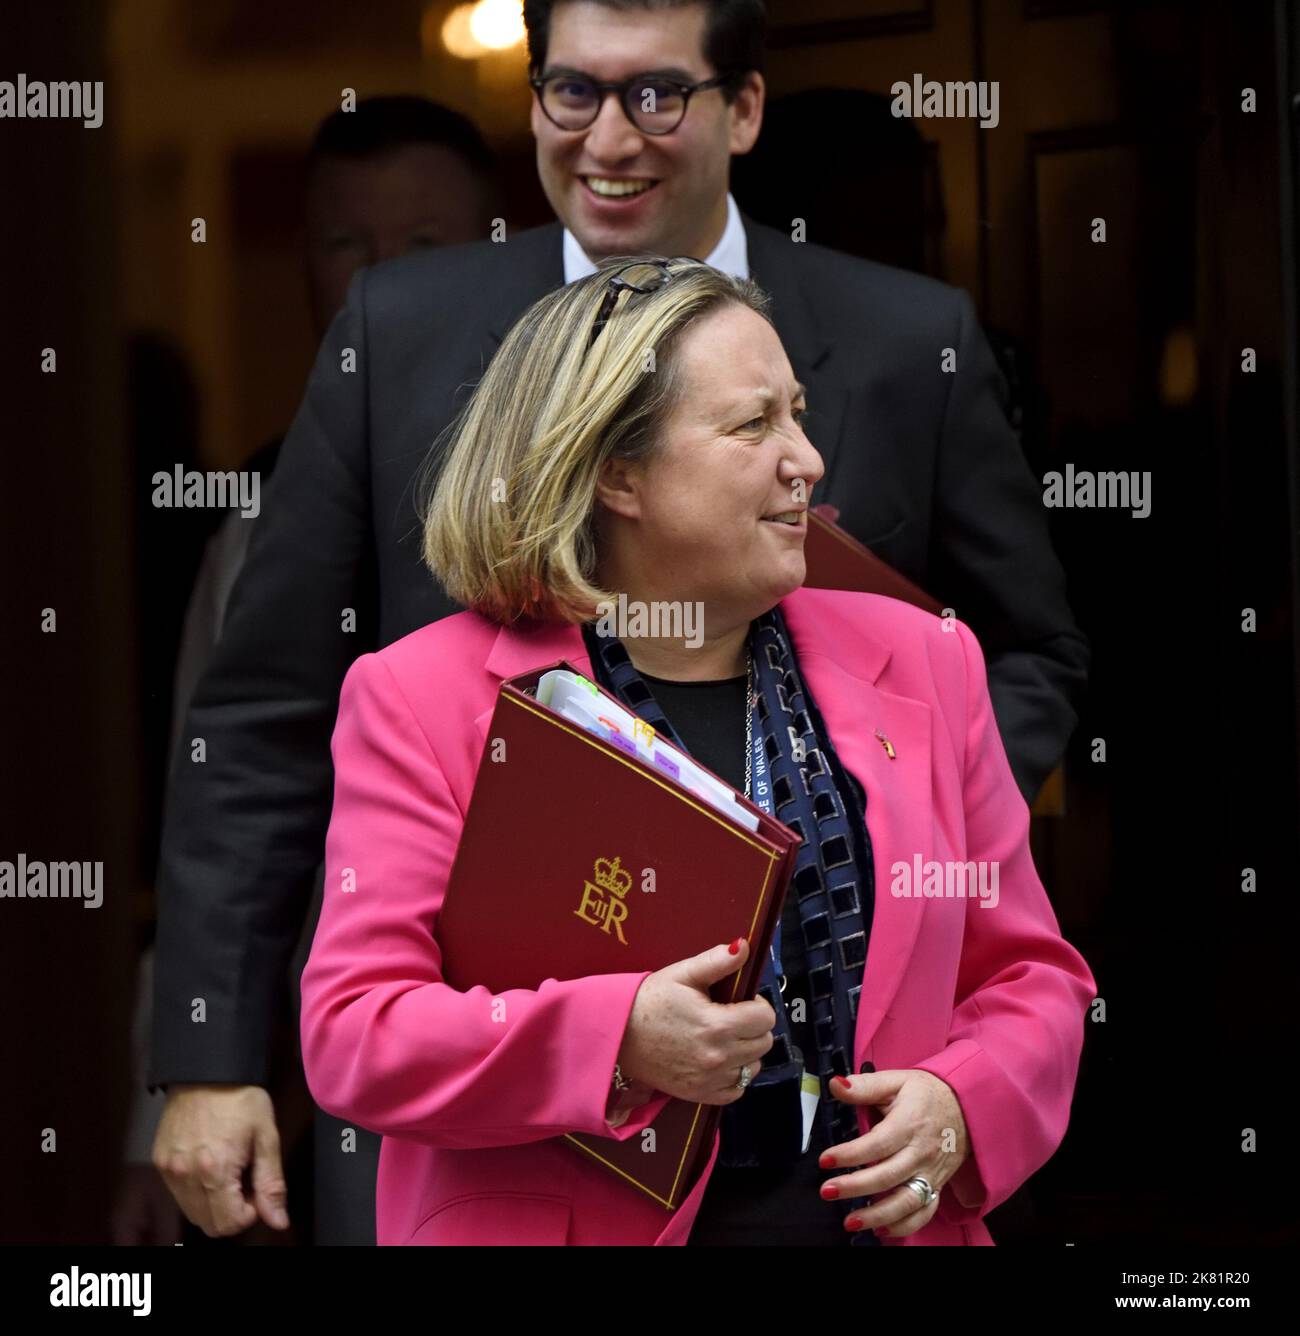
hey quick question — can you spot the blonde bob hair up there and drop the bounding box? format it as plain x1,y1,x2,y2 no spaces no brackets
421,255,773,625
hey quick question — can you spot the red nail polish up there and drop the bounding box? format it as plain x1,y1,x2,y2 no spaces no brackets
728,937,743,955
834,1075,853,1091
820,1183,838,1200
845,1217,863,1231
818,1152,835,1169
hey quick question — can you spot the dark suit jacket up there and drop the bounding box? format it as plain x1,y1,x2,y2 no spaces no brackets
149,213,1088,1088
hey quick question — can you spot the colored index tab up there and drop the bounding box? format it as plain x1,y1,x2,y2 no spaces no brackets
607,731,638,758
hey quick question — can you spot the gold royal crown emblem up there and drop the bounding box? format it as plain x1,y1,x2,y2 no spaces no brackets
575,855,633,944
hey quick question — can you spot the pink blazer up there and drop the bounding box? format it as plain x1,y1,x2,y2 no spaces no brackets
299,587,1096,1245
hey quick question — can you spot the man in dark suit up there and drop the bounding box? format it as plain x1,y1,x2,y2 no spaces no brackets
151,0,1087,1241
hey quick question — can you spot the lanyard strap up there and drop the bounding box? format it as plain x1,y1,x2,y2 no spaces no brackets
747,689,786,984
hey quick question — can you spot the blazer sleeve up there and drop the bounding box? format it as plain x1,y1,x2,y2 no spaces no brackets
908,618,1096,1223
299,652,673,1151
148,269,378,1091
928,292,1090,803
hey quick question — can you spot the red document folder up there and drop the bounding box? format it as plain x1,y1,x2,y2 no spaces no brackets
436,661,802,1210
803,508,943,614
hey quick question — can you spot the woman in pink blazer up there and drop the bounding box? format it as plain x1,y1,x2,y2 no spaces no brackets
299,258,1096,1246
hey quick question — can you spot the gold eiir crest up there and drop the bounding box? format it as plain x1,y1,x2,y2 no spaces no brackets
575,855,633,945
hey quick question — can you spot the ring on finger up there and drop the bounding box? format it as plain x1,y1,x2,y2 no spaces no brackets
904,1175,939,1208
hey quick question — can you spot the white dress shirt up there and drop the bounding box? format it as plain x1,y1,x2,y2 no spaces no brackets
562,190,750,283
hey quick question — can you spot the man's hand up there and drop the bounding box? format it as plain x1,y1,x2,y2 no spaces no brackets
152,1084,290,1237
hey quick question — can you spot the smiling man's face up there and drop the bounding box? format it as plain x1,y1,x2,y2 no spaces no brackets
531,1,763,263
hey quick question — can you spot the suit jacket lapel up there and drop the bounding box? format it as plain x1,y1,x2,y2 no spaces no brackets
485,221,567,348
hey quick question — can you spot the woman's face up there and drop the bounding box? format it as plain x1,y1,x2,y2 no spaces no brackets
600,302,825,623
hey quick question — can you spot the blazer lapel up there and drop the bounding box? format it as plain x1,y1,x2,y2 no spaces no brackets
485,222,567,349
743,215,850,489
472,616,593,745
779,591,934,1054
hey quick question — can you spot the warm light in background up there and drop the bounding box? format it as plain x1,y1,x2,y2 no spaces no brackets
432,1,525,60
434,5,477,59
470,0,526,50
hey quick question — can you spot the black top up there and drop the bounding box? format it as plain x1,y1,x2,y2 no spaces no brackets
639,670,851,1247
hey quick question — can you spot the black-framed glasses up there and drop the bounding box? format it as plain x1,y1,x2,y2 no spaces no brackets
587,258,680,350
529,69,733,135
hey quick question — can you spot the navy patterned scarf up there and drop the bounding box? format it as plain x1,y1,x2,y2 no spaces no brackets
582,606,878,1236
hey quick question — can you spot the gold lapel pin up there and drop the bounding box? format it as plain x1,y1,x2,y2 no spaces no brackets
875,728,896,760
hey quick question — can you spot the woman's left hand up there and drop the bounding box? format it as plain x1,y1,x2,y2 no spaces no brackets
819,1069,972,1238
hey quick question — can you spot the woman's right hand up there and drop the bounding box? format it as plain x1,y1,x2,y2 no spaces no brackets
614,938,777,1105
